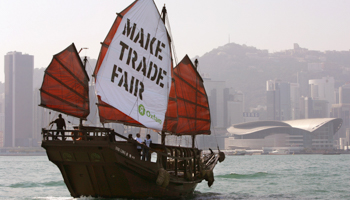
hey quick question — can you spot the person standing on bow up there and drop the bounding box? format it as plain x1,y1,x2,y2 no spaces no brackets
134,133,143,159
49,114,66,140
142,134,152,161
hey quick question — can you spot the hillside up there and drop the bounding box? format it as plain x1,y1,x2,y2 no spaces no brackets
196,43,350,110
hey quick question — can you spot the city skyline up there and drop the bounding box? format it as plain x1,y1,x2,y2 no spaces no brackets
1,0,350,82
0,48,349,149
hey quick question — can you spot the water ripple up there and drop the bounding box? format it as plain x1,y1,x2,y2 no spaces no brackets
9,180,65,188
216,172,269,179
1,154,350,199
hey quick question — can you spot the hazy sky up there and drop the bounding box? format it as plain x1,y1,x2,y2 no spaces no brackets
1,0,350,82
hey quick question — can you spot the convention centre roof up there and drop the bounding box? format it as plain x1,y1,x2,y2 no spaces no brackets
227,118,343,137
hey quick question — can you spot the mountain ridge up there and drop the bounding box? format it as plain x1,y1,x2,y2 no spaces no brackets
195,43,350,110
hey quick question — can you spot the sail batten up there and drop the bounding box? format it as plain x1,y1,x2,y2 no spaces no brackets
100,42,109,48
53,57,88,90
176,97,208,109
44,71,87,100
173,74,206,96
40,89,87,111
177,115,210,122
40,43,90,119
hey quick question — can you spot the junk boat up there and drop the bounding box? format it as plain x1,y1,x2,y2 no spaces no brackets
40,0,225,198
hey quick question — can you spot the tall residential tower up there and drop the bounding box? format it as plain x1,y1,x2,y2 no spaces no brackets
4,51,33,147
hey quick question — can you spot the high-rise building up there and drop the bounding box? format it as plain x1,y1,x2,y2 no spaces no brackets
290,83,300,119
225,88,244,126
266,90,276,120
297,71,309,97
309,77,335,117
331,104,350,140
266,80,291,121
339,84,350,105
203,78,226,128
203,77,244,129
330,84,350,141
4,51,33,147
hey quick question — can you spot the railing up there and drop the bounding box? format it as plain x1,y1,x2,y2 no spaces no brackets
41,128,115,142
161,146,202,180
42,127,218,181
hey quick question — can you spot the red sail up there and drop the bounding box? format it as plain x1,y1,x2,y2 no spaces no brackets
172,55,211,135
96,96,141,125
162,64,178,133
40,43,90,119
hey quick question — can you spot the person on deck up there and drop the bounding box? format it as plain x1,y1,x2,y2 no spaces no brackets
128,134,133,142
142,134,152,161
49,114,66,140
134,133,143,159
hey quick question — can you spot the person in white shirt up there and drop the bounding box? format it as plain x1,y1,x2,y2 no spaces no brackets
142,134,152,161
134,133,143,159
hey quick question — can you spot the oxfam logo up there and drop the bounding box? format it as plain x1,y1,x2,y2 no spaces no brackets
138,104,145,116
138,104,162,124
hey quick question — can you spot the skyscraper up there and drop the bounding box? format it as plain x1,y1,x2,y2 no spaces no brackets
203,78,226,128
266,79,291,121
225,88,244,126
297,71,309,97
339,83,350,105
330,84,350,140
290,83,300,119
4,51,33,147
309,76,335,117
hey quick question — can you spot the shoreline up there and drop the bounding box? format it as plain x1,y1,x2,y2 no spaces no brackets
0,147,46,156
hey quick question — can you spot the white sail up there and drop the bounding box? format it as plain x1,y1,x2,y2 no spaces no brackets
96,0,171,130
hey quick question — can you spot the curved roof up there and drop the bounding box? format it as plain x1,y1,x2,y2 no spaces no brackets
227,118,343,137
233,121,291,129
283,118,342,133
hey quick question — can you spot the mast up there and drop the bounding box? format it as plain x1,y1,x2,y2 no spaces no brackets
161,131,166,145
161,4,167,145
79,56,88,129
162,4,167,23
194,59,198,69
192,135,195,148
192,58,198,148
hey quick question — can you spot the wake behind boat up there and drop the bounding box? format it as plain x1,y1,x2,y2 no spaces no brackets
40,0,224,198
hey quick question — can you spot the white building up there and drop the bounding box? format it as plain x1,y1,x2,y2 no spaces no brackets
4,51,34,147
309,77,335,117
226,118,343,151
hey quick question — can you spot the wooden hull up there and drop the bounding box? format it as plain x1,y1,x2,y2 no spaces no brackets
42,140,200,198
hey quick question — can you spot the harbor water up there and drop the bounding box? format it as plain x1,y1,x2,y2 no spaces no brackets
0,154,349,200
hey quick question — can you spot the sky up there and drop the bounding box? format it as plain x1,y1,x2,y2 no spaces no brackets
1,0,350,83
